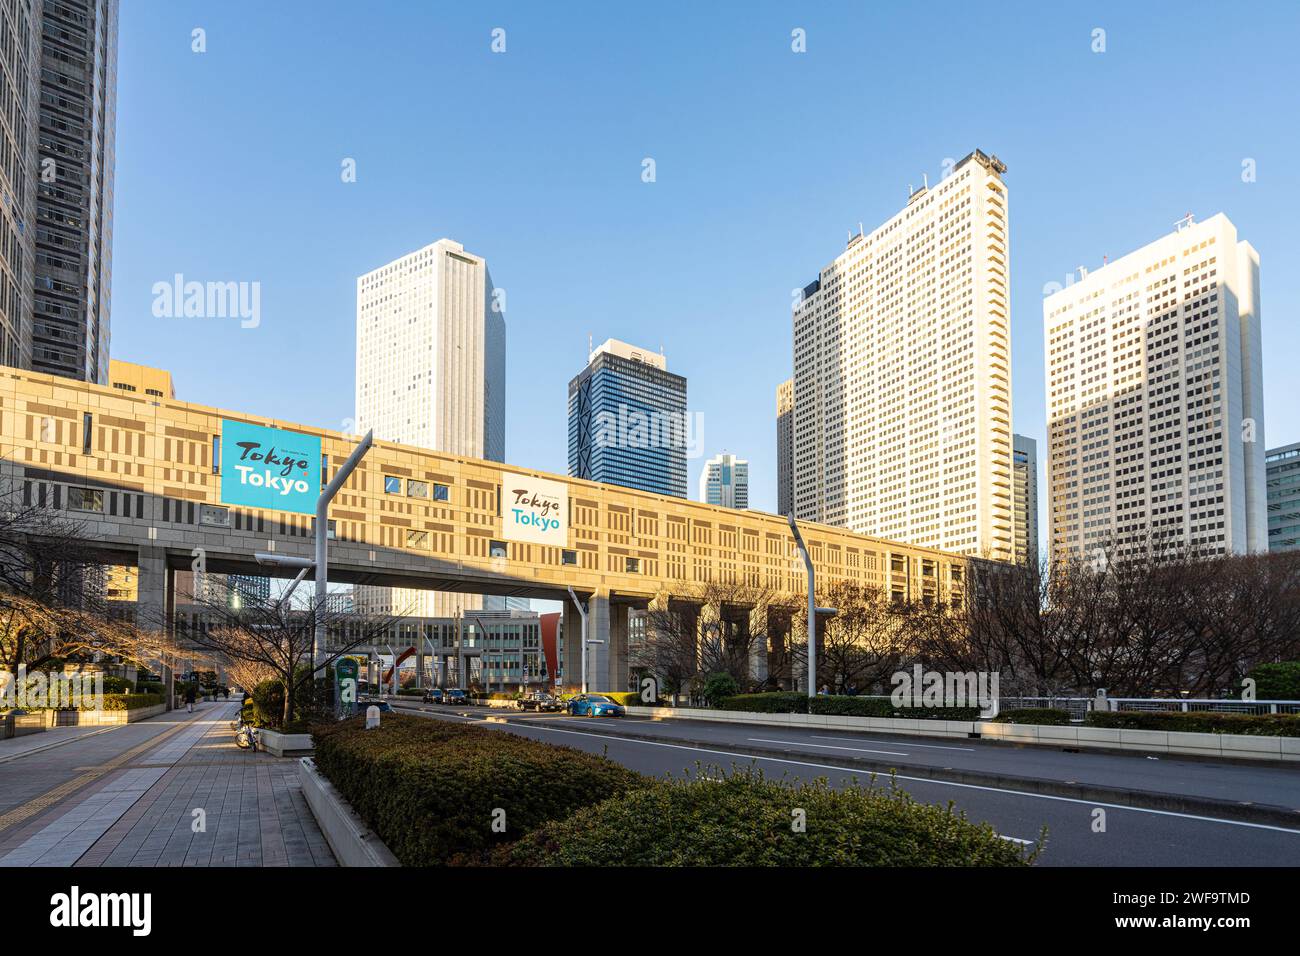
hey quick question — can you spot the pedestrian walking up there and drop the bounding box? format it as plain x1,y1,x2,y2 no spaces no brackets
185,683,197,713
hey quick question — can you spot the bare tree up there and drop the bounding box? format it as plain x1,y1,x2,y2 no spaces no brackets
178,578,399,727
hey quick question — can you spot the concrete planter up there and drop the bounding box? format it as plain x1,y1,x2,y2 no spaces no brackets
256,728,315,758
48,704,167,726
298,757,398,867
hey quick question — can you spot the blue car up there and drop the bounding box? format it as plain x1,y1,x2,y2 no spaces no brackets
567,694,625,718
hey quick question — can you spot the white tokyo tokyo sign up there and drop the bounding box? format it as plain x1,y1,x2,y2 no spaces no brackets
501,473,568,546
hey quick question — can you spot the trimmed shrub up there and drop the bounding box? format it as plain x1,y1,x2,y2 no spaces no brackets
499,767,1035,867
99,693,165,711
396,688,424,697
1086,710,1300,737
136,679,165,695
310,713,650,865
591,691,644,707
993,708,1073,726
718,692,808,714
91,675,134,694
722,693,980,720
252,678,285,728
701,672,739,706
1247,662,1300,701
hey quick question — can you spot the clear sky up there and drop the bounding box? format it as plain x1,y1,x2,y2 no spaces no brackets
113,0,1300,545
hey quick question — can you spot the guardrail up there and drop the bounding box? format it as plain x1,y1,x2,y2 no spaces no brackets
1103,697,1300,716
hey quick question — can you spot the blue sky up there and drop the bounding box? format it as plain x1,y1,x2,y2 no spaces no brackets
113,0,1300,541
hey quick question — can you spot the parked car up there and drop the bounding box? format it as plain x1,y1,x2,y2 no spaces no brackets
357,698,392,713
517,692,562,712
566,694,625,718
422,688,444,704
443,688,468,706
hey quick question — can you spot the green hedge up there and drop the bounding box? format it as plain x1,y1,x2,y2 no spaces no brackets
499,767,1035,867
311,713,650,865
720,693,981,721
396,688,424,697
1086,710,1300,736
591,691,647,707
99,693,165,711
993,708,1073,726
719,692,808,713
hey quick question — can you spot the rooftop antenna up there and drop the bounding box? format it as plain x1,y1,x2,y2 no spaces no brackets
922,172,928,189
587,333,592,359
1174,211,1195,232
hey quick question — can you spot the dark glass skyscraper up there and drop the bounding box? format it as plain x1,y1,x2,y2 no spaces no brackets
32,0,118,384
568,339,688,498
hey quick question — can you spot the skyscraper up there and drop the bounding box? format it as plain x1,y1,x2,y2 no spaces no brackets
1044,213,1265,562
776,378,793,516
792,149,1014,560
355,238,506,616
1264,442,1299,553
0,1,40,372
1012,434,1039,565
0,1,118,382
568,338,688,498
699,452,748,509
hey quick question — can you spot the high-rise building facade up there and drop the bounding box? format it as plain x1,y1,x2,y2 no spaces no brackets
1265,442,1300,552
0,1,40,372
776,378,793,516
356,238,506,616
1044,213,1265,562
1012,433,1039,565
32,0,118,383
568,338,688,498
108,358,173,399
699,452,748,509
792,149,1013,560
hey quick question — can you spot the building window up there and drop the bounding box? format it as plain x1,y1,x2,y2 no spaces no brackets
311,518,337,540
406,529,429,549
145,388,164,398
82,413,92,454
407,479,428,498
68,486,103,513
433,483,450,502
200,505,230,527
212,436,220,474
625,557,640,573
489,540,508,559
562,549,578,566
112,382,135,392
384,476,402,495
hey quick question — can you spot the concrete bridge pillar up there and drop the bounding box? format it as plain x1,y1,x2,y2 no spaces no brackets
136,546,175,707
748,606,770,687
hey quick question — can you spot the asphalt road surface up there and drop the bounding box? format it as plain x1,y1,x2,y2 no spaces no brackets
394,702,1300,867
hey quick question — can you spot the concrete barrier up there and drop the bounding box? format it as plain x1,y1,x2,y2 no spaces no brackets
624,705,1298,763
298,757,398,867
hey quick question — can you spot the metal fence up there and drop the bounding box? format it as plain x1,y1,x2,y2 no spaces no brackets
1103,698,1300,716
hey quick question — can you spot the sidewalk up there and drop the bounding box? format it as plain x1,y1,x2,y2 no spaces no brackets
0,702,335,867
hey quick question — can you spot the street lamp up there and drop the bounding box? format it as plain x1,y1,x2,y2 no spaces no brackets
567,586,589,693
786,513,837,696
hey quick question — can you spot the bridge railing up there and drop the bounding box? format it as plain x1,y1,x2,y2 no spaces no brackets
1101,698,1300,716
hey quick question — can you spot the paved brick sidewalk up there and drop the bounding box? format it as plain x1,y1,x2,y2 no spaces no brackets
0,703,335,867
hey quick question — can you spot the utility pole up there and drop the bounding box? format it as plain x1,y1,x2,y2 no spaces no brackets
313,431,373,673
567,586,588,693
787,513,836,696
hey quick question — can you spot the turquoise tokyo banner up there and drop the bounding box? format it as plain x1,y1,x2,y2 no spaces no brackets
219,419,321,515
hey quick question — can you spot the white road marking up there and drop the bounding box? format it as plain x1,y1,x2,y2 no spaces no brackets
812,734,975,752
421,712,1300,836
748,736,909,757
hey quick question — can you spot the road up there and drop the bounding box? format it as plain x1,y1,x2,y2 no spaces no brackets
393,702,1300,866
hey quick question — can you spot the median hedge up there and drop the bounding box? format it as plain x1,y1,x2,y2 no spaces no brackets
1085,711,1300,736
993,708,1073,726
96,693,165,711
310,713,650,865
498,767,1037,867
719,692,981,721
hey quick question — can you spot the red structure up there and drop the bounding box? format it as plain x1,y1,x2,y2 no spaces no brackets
540,612,561,689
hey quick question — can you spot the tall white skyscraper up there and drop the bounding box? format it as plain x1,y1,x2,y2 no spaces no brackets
776,379,793,516
792,149,1014,560
1043,213,1265,563
355,238,506,616
699,452,749,509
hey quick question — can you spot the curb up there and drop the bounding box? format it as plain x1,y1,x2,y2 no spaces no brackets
477,713,1300,829
299,757,399,867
